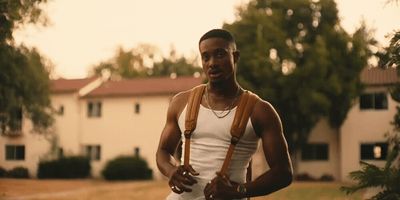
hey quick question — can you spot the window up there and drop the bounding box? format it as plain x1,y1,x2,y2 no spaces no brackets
360,93,388,110
84,145,101,161
301,143,329,161
5,145,25,160
58,105,64,115
361,143,388,160
87,101,102,117
134,103,140,114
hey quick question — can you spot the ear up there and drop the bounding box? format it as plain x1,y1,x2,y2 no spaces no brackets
233,50,240,63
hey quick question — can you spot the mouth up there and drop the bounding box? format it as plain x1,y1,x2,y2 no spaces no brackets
208,69,222,78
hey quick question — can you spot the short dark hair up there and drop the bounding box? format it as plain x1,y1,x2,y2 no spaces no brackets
199,29,236,45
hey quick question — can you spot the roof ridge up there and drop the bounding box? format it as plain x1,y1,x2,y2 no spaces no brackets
360,66,399,85
83,76,203,98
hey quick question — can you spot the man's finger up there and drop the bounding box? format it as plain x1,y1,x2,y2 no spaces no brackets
188,165,200,176
180,175,197,186
181,171,197,185
204,180,217,199
170,184,184,194
174,181,192,193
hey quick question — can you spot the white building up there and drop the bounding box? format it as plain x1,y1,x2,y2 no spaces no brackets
296,67,399,182
1,67,398,182
1,76,202,179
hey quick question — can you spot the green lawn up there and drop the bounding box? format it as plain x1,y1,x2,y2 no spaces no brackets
0,179,365,200
254,182,363,200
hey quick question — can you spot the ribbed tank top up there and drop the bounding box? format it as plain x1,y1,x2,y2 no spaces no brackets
166,104,260,200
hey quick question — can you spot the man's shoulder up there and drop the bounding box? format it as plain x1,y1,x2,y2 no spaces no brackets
246,91,278,117
170,85,204,110
170,90,189,108
173,84,206,103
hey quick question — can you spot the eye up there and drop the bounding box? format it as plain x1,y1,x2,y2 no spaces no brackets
215,50,227,58
201,54,210,62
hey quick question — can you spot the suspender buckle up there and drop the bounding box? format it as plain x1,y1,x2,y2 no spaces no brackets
184,130,192,139
231,136,240,145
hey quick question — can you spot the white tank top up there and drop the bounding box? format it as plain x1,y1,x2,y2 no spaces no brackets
166,104,260,200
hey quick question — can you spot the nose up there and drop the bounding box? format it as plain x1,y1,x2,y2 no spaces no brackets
208,56,218,69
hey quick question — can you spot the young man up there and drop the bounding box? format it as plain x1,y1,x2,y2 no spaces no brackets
156,29,293,200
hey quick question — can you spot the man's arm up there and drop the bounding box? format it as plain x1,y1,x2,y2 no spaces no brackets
156,92,198,193
156,93,183,178
244,99,293,197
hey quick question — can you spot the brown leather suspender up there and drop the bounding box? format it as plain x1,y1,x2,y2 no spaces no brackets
183,84,258,178
219,90,258,177
183,84,206,167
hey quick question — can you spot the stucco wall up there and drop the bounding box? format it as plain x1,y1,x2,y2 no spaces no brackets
52,93,82,155
80,95,171,179
297,118,340,180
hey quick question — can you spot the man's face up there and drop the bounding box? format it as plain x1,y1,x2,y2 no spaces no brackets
199,38,239,83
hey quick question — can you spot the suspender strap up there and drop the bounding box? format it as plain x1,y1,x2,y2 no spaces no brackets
219,91,258,176
183,84,206,167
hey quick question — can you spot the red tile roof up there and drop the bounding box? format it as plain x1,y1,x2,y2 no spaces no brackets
51,77,98,93
84,76,203,98
360,67,399,86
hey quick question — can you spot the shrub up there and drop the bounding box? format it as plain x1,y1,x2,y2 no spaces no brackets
319,174,334,182
7,166,29,178
102,155,152,180
295,173,316,181
0,166,6,178
38,156,91,179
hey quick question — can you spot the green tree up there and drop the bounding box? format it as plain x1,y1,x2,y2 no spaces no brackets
223,0,374,152
379,31,400,69
151,47,201,77
0,0,49,44
90,45,201,79
90,45,157,79
0,0,53,133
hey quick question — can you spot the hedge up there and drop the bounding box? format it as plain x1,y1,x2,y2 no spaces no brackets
7,166,30,178
102,155,152,180
0,166,6,178
37,156,91,179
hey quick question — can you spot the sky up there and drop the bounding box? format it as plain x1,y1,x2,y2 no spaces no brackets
14,0,400,79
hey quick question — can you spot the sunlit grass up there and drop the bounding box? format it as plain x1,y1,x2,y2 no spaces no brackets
1,179,364,200
254,181,363,200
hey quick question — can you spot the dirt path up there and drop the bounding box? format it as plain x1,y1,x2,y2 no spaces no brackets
0,179,170,200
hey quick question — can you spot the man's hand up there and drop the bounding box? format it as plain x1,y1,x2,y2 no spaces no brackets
203,172,241,200
168,165,199,194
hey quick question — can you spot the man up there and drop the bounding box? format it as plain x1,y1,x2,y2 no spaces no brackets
156,29,293,200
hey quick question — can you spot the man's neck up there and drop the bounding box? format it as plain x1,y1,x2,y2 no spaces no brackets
208,79,241,99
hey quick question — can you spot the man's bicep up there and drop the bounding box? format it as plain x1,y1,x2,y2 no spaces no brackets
257,102,290,169
261,127,290,169
158,95,184,155
159,118,182,155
